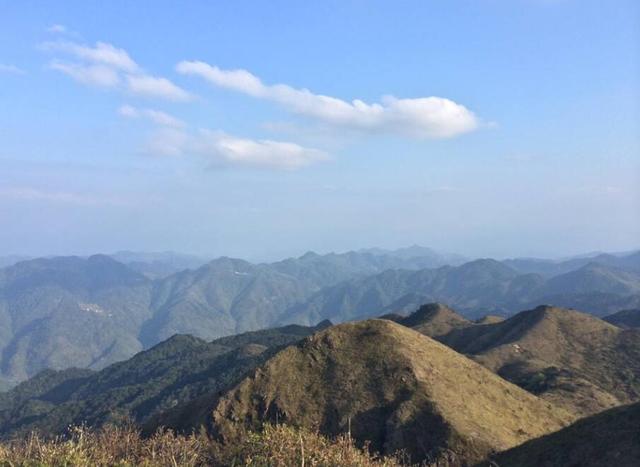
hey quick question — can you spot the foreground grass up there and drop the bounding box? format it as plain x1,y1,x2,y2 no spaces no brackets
0,424,405,466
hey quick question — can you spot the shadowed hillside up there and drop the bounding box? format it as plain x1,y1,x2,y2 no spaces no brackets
488,401,640,467
0,321,330,438
437,306,640,415
209,320,572,465
604,308,640,328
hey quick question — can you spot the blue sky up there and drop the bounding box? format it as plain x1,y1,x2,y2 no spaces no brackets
0,0,638,260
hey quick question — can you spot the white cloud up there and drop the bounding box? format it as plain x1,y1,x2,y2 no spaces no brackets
145,128,328,170
118,104,138,118
126,74,192,101
42,40,139,72
118,104,184,128
47,24,68,34
146,128,190,157
0,64,26,75
50,61,120,87
43,40,191,101
176,61,480,138
197,131,329,169
46,24,82,39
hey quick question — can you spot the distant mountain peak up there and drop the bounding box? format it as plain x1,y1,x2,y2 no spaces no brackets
401,302,464,325
314,319,333,329
498,305,618,337
475,314,505,325
399,302,471,338
87,253,119,262
463,257,515,270
299,251,320,260
204,256,253,270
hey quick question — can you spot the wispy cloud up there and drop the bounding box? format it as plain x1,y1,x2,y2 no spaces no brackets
50,61,119,87
47,24,68,34
45,24,81,38
145,128,329,170
197,131,329,170
42,40,192,101
145,127,190,157
42,40,139,72
118,104,185,128
116,98,326,169
177,61,480,139
0,64,26,75
126,74,192,101
0,187,131,206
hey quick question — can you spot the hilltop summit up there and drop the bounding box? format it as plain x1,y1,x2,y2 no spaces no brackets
211,319,572,465
396,302,471,337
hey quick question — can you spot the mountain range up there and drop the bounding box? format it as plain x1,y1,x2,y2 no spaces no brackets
0,247,638,387
281,259,640,325
0,320,331,437
503,250,640,277
1,304,639,464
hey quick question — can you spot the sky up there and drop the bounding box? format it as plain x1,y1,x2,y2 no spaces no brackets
0,0,639,261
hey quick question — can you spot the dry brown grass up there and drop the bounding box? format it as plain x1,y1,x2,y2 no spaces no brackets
215,424,406,466
0,424,407,467
439,305,640,416
0,424,209,466
212,319,573,465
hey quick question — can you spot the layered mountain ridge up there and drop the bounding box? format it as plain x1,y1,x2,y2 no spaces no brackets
400,304,640,416
1,303,639,464
0,248,638,385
